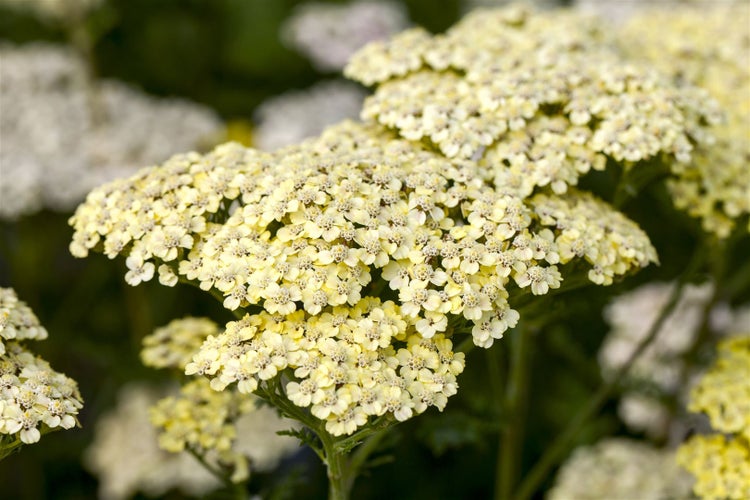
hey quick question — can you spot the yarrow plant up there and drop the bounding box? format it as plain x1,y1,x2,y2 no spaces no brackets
0,288,82,457
66,3,740,499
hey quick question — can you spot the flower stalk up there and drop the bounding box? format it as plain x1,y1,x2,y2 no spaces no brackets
513,244,707,500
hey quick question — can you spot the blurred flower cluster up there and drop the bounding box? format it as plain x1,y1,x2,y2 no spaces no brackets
86,316,299,497
253,80,366,151
600,281,750,438
550,438,693,500
282,0,409,72
0,44,222,220
677,335,750,499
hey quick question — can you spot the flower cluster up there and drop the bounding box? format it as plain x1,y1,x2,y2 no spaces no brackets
345,4,721,196
254,80,366,151
600,281,750,438
0,288,82,447
85,384,222,500
70,120,655,346
141,317,220,371
187,299,464,436
549,438,693,500
140,317,299,478
282,0,409,71
69,115,657,434
617,3,750,237
687,335,750,441
86,381,298,499
0,44,221,219
677,335,750,499
150,378,257,482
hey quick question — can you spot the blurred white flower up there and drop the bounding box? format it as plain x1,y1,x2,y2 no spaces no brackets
282,0,409,71
85,384,221,500
600,282,713,390
548,438,693,500
254,80,366,150
0,43,222,220
234,404,301,471
600,281,750,438
86,382,299,500
575,0,698,24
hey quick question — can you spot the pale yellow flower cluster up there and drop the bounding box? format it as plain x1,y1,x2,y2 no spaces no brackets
70,121,654,348
0,288,82,446
549,438,693,500
345,5,721,201
677,335,750,499
141,317,220,371
618,4,750,237
150,378,256,483
0,287,48,355
677,434,750,500
70,117,656,435
186,298,464,436
0,343,83,445
529,191,657,286
688,336,750,440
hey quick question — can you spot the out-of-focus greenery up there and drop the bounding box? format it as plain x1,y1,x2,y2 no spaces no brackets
1,1,747,499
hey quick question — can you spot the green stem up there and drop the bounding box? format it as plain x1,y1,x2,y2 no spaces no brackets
512,245,706,500
185,447,234,489
0,437,24,461
321,432,351,500
257,378,392,500
496,325,530,500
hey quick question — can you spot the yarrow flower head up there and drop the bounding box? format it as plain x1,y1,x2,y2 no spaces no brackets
677,335,750,499
138,317,299,482
549,438,693,500
0,288,82,451
149,378,258,483
70,115,657,435
615,3,750,237
345,4,722,198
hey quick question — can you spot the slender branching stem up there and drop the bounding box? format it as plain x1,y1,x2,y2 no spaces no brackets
512,245,707,500
496,324,530,500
